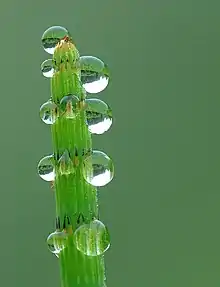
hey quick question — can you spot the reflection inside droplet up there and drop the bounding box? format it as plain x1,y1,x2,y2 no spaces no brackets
41,26,71,54
41,59,55,78
38,154,55,181
80,56,109,94
83,77,109,94
85,98,112,134
73,219,110,256
39,101,58,125
83,150,114,187
47,230,68,257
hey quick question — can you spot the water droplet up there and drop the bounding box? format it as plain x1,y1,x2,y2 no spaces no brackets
83,150,114,187
58,150,75,175
47,230,68,257
60,95,79,119
85,98,112,134
80,56,109,94
38,155,55,181
39,101,58,125
73,219,110,256
41,59,55,78
42,26,71,54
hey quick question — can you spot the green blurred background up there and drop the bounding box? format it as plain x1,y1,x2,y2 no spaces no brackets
1,0,220,286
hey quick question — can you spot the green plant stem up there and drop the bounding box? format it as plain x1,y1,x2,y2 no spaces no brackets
51,40,105,287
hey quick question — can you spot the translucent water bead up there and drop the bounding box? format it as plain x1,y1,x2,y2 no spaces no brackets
37,155,55,181
41,59,55,78
73,219,110,256
47,230,68,258
41,26,71,54
85,98,112,134
60,95,79,119
39,100,58,125
83,150,114,187
80,56,109,94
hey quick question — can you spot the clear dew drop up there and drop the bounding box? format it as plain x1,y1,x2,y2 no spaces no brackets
58,150,75,175
73,219,110,256
37,155,55,182
41,26,71,54
85,98,112,134
80,56,109,94
60,95,79,119
41,59,55,78
83,150,114,187
39,101,58,125
47,230,68,257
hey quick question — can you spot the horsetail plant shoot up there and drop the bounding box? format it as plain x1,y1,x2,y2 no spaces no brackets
37,26,114,287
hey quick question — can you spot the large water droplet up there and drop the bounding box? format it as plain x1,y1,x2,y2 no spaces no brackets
60,95,79,119
38,155,55,181
80,56,109,94
42,26,71,54
85,98,112,134
83,150,114,187
73,219,110,256
41,59,55,78
47,230,68,257
40,101,58,125
58,150,75,175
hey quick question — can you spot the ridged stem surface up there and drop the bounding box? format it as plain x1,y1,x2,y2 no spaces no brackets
51,40,105,287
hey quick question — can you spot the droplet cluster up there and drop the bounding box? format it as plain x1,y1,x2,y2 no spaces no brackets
39,26,114,283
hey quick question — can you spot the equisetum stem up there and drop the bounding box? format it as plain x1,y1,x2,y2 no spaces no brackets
51,40,105,287
39,26,113,287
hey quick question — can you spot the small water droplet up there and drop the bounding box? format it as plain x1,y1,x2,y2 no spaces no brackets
83,150,114,187
38,155,55,181
47,230,68,257
40,101,58,125
73,219,110,256
58,150,75,175
85,98,112,134
80,56,109,94
42,26,71,54
60,95,79,119
41,59,55,78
